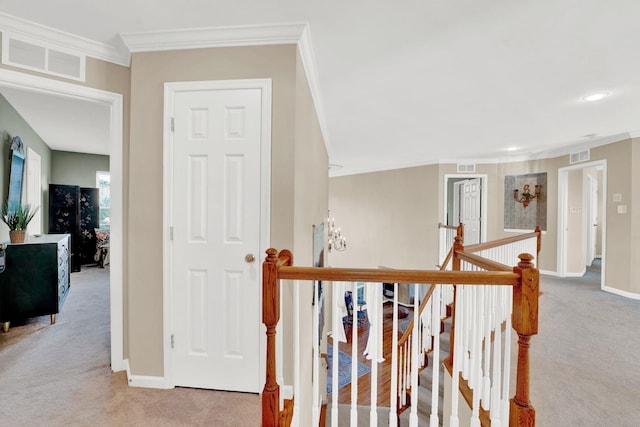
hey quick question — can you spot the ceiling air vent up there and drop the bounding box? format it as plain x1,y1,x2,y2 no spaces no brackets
569,149,590,164
1,34,85,82
457,163,476,173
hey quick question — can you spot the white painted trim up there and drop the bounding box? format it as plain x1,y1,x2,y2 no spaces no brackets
330,133,634,178
557,160,607,292
2,32,87,82
163,78,272,391
443,174,488,244
121,22,333,162
603,286,640,300
0,67,125,372
0,12,129,66
121,22,306,52
297,25,333,159
564,271,586,278
124,359,172,389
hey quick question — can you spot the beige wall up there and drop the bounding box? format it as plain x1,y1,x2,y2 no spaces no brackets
329,165,440,269
329,138,639,296
128,44,329,389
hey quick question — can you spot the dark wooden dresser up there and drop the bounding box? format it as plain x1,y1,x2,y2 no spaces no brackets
0,234,71,332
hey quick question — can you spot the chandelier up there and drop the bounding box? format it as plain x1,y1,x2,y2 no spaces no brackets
327,213,347,252
514,184,541,208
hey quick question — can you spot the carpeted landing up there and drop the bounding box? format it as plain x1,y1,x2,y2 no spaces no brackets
0,265,260,426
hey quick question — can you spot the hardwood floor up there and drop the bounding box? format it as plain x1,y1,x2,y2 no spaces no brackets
329,302,408,407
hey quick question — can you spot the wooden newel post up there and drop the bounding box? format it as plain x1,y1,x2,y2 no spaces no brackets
510,253,539,427
262,248,280,427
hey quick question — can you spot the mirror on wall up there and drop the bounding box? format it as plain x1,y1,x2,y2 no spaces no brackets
7,136,25,213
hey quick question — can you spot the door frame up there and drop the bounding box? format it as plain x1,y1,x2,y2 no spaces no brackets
585,173,598,266
557,160,607,288
26,146,42,235
162,79,272,388
0,68,125,371
443,174,488,243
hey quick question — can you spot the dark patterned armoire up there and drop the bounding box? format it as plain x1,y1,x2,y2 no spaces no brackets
49,184,99,272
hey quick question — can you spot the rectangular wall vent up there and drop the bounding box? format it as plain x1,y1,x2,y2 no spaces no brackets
457,163,476,173
2,33,85,82
569,150,590,164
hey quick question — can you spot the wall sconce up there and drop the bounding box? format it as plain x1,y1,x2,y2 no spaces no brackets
327,213,347,252
514,184,541,208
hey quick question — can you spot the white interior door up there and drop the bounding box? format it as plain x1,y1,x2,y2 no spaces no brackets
461,178,482,245
26,147,41,234
587,175,598,266
171,86,263,392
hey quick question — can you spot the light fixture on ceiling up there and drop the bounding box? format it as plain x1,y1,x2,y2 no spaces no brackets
582,92,611,102
327,211,346,252
506,146,518,152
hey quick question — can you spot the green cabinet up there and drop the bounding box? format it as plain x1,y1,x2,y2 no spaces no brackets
0,234,71,332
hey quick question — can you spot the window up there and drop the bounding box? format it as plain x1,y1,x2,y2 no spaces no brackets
96,171,110,230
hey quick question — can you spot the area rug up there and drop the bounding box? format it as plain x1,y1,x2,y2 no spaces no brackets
327,343,370,395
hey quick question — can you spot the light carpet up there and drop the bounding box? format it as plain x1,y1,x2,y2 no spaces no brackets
0,265,260,427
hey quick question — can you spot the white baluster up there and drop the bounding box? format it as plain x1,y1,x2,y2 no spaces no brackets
449,285,463,427
429,285,441,427
470,285,483,427
312,281,320,426
490,286,503,427
482,285,492,410
350,282,358,427
501,286,513,424
389,282,399,427
292,281,301,427
331,282,343,427
409,283,420,427
368,283,381,427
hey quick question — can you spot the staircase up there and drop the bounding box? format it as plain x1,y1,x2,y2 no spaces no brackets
261,225,541,426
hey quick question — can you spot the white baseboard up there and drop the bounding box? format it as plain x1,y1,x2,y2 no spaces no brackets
603,286,640,300
124,359,172,389
540,269,560,277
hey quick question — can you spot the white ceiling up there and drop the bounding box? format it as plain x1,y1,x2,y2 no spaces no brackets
1,1,640,173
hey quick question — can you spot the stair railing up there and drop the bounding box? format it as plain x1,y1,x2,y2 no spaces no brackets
261,233,540,426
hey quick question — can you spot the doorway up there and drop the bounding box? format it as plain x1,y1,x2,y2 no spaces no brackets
444,174,487,245
557,160,606,288
0,68,124,371
163,79,271,392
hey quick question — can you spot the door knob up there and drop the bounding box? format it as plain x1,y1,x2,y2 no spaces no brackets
245,253,256,263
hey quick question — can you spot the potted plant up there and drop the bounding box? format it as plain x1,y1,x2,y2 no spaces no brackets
1,203,38,243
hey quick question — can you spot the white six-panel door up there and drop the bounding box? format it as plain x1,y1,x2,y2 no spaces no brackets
461,178,482,245
169,84,266,392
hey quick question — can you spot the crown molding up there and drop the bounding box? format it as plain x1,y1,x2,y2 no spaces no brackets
330,133,635,178
120,22,307,52
297,25,333,159
0,12,130,66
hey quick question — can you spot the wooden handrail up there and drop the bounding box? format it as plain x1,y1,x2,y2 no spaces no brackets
438,222,459,231
464,227,542,259
397,283,436,346
278,266,519,285
455,251,513,272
